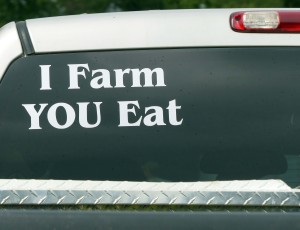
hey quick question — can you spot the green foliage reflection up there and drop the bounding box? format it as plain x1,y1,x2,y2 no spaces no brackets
2,0,299,26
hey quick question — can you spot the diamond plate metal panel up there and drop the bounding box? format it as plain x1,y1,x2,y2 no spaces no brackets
0,179,298,206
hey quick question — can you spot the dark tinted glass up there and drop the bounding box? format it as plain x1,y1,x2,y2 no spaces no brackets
0,48,299,187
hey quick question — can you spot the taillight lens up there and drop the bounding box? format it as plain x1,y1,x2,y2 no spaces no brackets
230,11,300,33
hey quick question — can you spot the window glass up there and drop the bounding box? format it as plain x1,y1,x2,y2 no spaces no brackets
0,48,299,187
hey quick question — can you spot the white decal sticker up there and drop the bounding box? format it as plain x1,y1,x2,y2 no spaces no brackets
78,102,102,128
23,63,184,130
167,99,183,126
131,68,166,87
47,103,76,129
144,106,166,126
118,101,142,127
68,64,90,89
22,103,48,129
90,70,112,89
40,65,52,90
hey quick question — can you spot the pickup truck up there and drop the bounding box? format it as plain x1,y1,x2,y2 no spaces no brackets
0,9,300,229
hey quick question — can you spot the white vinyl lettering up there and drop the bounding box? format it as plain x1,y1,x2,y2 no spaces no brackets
47,103,76,129
131,68,166,87
60,64,166,89
68,64,90,89
167,99,183,126
22,103,48,129
118,100,182,127
118,101,142,127
24,64,183,130
143,106,166,126
40,65,52,90
90,69,112,89
77,102,102,128
114,69,131,88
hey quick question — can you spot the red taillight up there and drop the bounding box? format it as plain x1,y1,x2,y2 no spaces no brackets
230,11,300,33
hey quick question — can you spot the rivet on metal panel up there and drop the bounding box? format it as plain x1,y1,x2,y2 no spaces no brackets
161,192,169,198
19,196,28,204
94,196,103,205
1,196,9,204
218,192,225,199
237,192,244,198
243,197,253,205
169,197,177,205
206,197,216,205
142,191,150,198
57,196,66,204
280,198,290,206
124,191,131,197
188,197,196,205
274,192,280,199
179,191,187,198
30,190,38,197
68,190,75,197
38,196,47,204
105,191,112,197
75,196,85,204
292,192,299,199
12,190,19,197
113,196,122,204
50,190,56,197
225,197,234,205
131,197,140,204
262,197,272,205
150,197,159,205
198,191,206,198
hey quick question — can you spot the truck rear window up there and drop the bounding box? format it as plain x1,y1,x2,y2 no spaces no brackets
0,47,299,187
